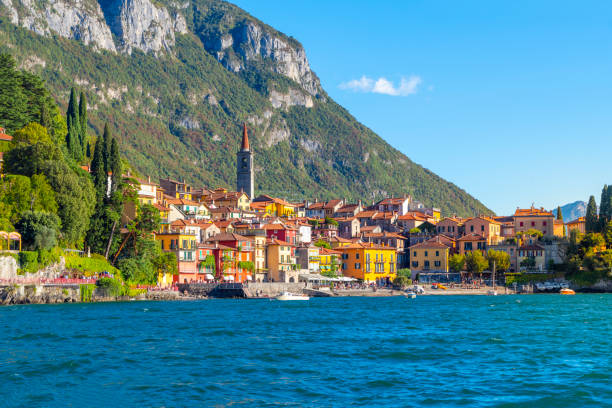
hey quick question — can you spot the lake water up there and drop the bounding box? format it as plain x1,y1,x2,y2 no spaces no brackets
1,295,611,407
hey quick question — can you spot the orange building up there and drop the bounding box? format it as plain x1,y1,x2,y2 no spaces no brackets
566,217,586,236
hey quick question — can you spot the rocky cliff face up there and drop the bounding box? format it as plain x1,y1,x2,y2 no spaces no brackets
1,0,116,50
204,20,321,96
0,0,187,54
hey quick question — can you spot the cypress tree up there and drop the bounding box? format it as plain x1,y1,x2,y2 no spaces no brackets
66,88,82,160
556,206,563,221
102,123,111,173
78,91,87,157
585,195,599,233
109,137,121,194
90,136,106,201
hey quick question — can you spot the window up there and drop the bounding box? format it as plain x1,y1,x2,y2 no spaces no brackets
436,251,439,257
481,225,485,232
470,226,474,232
424,251,428,257
280,255,284,263
366,254,371,262
413,251,417,257
356,253,360,259
520,222,524,227
161,240,165,250
412,261,419,267
543,221,547,226
434,261,441,267
424,260,430,268
531,222,535,227
355,263,361,269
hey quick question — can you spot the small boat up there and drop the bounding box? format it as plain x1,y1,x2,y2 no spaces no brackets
487,290,498,296
275,291,310,301
560,288,576,295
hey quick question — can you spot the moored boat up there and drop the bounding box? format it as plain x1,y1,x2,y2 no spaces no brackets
560,288,576,295
275,291,310,301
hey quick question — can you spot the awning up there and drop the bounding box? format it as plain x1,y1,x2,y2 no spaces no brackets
246,275,253,281
338,276,357,282
206,274,215,280
224,275,235,281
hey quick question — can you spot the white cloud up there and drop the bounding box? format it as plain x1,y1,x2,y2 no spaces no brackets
339,75,422,96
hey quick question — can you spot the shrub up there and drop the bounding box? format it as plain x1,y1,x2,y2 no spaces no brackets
96,277,125,297
18,250,39,274
80,284,95,302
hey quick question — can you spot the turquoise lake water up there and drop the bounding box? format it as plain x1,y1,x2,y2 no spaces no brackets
1,295,611,407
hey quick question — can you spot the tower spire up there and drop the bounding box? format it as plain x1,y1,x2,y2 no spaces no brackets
241,123,250,151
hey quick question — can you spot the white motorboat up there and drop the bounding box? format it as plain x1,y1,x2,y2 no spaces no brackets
487,290,498,296
275,291,310,301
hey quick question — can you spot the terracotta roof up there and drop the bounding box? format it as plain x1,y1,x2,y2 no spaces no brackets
267,238,293,246
464,216,501,225
336,204,359,212
209,232,251,242
360,225,381,232
0,129,12,141
398,214,427,221
378,197,409,205
457,233,486,242
324,199,343,209
409,238,450,250
307,202,325,210
319,247,342,255
356,211,378,219
241,123,250,151
514,207,553,217
363,232,405,239
342,242,396,251
437,217,464,225
372,212,396,220
153,203,170,212
330,236,352,243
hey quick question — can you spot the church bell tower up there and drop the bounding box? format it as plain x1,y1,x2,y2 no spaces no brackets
236,123,254,199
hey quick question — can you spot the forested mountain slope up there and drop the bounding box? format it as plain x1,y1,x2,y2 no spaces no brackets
0,0,491,216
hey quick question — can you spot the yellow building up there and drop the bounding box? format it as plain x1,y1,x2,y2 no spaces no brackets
338,242,397,283
409,238,450,273
266,239,297,282
252,195,297,217
319,247,343,275
566,217,586,236
463,216,502,245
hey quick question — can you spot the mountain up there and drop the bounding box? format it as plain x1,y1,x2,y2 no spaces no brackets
0,0,492,216
553,201,587,222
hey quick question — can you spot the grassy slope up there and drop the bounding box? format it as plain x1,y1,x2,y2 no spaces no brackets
0,16,492,216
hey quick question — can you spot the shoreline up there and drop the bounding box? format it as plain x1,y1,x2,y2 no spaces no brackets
1,283,607,306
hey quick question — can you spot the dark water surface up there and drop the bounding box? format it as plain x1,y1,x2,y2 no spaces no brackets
1,295,611,407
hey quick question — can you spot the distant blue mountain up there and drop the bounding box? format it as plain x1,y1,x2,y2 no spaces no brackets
553,201,587,222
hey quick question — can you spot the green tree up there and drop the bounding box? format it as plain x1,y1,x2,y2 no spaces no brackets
66,87,82,161
396,268,412,278
603,221,612,248
586,195,599,233
465,251,488,276
448,254,465,273
324,216,338,226
154,252,178,277
90,136,107,201
40,161,95,246
556,206,563,221
16,210,61,250
78,91,87,157
314,238,331,249
0,53,27,132
109,137,121,194
102,123,111,173
11,122,52,145
599,185,612,230
486,249,510,272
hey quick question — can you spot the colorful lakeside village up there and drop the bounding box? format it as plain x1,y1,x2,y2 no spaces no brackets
0,124,586,296
108,125,580,289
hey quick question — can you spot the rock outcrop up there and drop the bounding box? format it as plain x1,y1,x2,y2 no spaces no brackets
203,20,321,96
0,0,187,54
1,0,116,50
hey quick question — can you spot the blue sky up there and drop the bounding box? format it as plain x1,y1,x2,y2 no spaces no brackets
231,0,612,215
